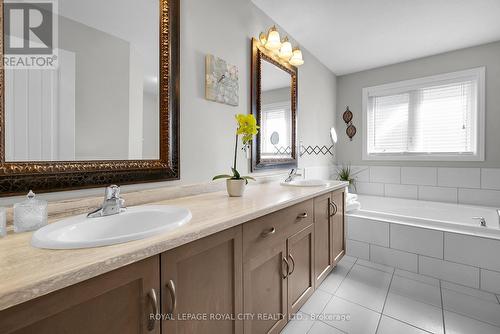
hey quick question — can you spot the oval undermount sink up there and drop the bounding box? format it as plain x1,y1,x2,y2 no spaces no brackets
31,205,192,250
280,179,328,187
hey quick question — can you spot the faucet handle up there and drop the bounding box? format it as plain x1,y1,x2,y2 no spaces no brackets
105,185,120,200
473,217,486,226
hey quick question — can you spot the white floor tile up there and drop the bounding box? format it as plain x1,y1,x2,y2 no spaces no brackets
335,264,392,312
322,296,381,334
318,260,355,294
383,293,443,334
280,312,315,334
339,255,357,264
444,311,500,334
394,269,439,287
377,316,430,334
307,321,345,334
441,281,498,303
356,259,395,274
390,275,441,307
442,288,500,327
300,289,332,315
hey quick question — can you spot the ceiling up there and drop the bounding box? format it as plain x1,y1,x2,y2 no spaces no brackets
252,0,500,75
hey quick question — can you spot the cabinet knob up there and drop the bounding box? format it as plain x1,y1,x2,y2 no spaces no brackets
261,227,276,238
147,288,158,331
297,212,308,219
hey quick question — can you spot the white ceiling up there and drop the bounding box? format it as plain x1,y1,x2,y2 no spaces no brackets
252,0,500,75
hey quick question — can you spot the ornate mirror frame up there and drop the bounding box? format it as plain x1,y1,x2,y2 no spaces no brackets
0,0,180,196
250,38,298,171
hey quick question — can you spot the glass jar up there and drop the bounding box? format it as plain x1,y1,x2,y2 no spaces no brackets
14,190,48,233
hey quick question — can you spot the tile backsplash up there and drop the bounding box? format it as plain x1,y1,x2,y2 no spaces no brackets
346,166,500,207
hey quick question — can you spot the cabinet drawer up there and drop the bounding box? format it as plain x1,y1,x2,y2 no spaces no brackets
243,200,313,258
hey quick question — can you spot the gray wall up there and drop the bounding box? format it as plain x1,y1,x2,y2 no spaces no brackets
0,0,337,204
262,87,290,105
336,41,500,167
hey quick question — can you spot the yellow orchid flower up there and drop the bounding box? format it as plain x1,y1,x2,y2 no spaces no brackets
235,114,259,145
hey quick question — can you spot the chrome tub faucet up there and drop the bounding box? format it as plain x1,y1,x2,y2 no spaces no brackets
87,185,126,218
284,169,303,183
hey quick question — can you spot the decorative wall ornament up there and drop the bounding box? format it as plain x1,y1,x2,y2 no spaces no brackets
343,106,357,141
205,55,239,106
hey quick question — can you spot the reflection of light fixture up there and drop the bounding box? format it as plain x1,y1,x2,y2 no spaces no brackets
265,26,281,51
289,48,304,66
257,26,304,67
279,37,293,60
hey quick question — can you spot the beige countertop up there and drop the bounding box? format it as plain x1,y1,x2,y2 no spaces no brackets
0,181,347,311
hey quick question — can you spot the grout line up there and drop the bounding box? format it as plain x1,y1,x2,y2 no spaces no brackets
496,294,500,305
382,314,435,334
316,319,348,334
440,280,447,334
375,269,395,334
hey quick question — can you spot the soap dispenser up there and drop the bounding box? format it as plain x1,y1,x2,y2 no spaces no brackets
14,190,48,233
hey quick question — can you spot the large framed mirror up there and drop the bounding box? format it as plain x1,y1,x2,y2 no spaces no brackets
0,0,180,196
251,38,297,171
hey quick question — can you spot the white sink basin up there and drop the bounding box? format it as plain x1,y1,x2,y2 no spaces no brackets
31,205,192,250
280,179,328,187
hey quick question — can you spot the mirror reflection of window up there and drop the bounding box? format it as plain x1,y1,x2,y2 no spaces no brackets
260,60,292,160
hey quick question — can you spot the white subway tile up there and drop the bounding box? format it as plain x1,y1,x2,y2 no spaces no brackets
481,269,500,294
401,167,437,186
370,166,401,184
418,186,458,203
347,216,389,247
355,182,384,196
346,239,369,260
352,166,370,182
384,184,418,199
437,168,480,188
370,245,418,272
390,225,443,258
394,269,440,287
458,188,500,207
441,281,499,303
419,256,479,288
445,233,500,272
481,169,500,190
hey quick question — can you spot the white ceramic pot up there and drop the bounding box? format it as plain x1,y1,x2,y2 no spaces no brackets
226,179,246,197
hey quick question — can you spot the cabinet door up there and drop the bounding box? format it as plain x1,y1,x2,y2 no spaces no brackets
313,193,333,286
331,190,345,264
161,226,243,334
0,256,161,334
243,242,288,334
287,224,315,315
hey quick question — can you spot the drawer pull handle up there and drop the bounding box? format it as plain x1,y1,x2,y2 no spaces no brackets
288,254,296,275
297,213,308,219
147,288,158,331
261,227,276,238
329,202,338,217
166,280,177,319
282,257,290,279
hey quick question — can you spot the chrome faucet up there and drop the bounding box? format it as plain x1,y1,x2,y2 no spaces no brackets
284,169,303,183
87,185,126,218
473,216,487,227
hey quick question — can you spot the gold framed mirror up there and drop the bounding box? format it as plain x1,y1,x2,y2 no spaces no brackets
0,0,180,196
251,38,298,171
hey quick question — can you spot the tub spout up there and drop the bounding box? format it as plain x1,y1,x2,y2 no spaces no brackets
473,217,487,227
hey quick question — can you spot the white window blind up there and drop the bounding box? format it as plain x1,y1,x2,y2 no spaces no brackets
363,68,485,161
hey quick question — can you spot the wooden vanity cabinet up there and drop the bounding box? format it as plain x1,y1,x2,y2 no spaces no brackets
160,226,243,334
313,189,346,286
0,256,161,334
242,200,314,334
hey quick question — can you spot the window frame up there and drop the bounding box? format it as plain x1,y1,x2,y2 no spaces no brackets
362,67,486,161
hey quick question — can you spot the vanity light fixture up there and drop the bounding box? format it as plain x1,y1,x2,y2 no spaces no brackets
258,26,304,66
279,37,293,60
289,48,304,66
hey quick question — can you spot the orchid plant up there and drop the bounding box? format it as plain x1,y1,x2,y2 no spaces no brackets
213,114,259,184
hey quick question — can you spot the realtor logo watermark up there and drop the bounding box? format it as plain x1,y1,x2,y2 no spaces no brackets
4,0,58,69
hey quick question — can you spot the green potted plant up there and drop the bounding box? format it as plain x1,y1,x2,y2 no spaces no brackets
213,114,259,197
336,164,356,193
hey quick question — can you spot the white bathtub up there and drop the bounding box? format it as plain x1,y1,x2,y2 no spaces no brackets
345,195,500,293
349,195,500,240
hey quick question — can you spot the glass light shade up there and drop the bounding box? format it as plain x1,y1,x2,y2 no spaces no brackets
279,38,293,59
289,48,304,66
265,26,281,51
